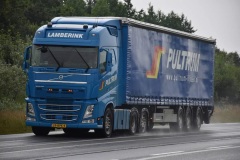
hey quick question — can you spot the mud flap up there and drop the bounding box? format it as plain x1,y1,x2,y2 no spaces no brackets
203,107,214,124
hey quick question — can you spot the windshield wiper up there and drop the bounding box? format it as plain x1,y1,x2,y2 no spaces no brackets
74,48,90,73
45,47,61,71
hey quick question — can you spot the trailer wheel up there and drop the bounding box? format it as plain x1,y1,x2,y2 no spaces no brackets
95,108,113,138
139,111,147,133
32,126,50,136
192,107,202,131
170,107,184,132
147,120,154,131
184,107,192,131
129,111,138,135
203,108,212,124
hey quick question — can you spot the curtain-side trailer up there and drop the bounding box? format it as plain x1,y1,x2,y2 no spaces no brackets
23,17,216,137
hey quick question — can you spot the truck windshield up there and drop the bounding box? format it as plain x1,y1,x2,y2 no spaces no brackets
31,45,98,69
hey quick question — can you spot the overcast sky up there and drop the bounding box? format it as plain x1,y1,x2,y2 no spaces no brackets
128,0,240,54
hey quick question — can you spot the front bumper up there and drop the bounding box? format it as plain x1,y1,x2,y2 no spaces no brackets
25,98,104,129
26,121,103,129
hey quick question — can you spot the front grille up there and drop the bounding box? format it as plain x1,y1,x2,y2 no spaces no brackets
38,104,81,112
40,114,78,121
38,104,81,122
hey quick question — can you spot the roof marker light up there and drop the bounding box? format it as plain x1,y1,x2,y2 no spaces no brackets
83,24,88,29
47,22,52,28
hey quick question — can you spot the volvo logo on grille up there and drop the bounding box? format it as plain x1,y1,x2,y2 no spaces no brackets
59,75,64,80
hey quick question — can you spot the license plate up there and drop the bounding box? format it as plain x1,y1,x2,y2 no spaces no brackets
52,124,67,128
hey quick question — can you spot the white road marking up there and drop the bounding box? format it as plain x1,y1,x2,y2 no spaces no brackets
0,136,183,155
208,145,232,149
137,145,240,160
151,151,184,156
0,133,203,150
1,134,238,155
0,140,24,143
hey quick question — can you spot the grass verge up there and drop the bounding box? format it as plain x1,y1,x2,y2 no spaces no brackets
0,109,31,135
211,105,240,123
0,105,239,135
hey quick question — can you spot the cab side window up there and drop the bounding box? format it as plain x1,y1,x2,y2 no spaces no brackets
109,49,116,65
99,50,107,73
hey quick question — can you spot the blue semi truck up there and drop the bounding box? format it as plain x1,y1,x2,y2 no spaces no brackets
23,17,216,137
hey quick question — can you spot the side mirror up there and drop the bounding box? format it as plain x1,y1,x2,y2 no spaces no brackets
106,52,112,72
22,46,32,72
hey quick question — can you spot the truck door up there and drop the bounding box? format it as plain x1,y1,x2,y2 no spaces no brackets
98,48,118,103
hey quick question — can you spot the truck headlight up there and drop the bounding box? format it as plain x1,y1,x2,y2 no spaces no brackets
83,105,94,119
26,117,36,121
27,103,35,116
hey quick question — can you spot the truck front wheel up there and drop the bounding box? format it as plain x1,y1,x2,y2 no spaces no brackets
95,108,113,138
32,126,50,136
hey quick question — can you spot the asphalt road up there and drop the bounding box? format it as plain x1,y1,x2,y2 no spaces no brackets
0,123,240,160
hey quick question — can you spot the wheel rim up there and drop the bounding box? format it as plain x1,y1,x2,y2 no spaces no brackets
130,114,137,133
105,112,112,135
140,112,147,133
196,110,201,129
186,108,192,130
186,116,191,129
178,116,183,129
178,109,183,130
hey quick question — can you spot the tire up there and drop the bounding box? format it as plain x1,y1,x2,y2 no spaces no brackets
192,107,202,131
32,126,50,136
147,120,154,131
170,107,184,132
95,108,113,138
203,108,211,124
129,111,138,135
184,107,192,131
138,111,147,133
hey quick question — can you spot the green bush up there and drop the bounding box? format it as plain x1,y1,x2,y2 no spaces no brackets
0,31,30,110
0,97,25,111
0,65,26,105
214,49,240,103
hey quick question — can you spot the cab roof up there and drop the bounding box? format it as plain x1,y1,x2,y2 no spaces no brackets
51,17,216,44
